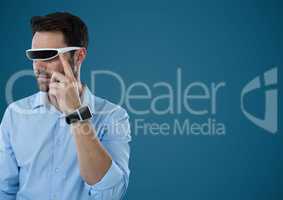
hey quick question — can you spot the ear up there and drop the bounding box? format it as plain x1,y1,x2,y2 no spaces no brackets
74,47,87,66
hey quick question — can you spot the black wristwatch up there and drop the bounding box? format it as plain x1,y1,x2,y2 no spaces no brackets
65,105,93,125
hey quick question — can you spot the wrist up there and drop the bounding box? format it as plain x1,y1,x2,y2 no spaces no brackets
65,105,93,125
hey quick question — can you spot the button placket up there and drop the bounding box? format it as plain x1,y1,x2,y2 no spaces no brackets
51,117,64,200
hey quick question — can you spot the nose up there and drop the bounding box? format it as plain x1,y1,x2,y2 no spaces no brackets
34,60,49,73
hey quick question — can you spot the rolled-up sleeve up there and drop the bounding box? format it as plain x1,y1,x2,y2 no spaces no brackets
85,107,131,199
0,107,19,200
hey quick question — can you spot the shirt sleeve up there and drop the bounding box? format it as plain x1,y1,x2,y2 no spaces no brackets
0,107,19,200
84,107,131,200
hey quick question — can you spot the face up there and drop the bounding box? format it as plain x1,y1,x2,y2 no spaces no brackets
31,31,77,92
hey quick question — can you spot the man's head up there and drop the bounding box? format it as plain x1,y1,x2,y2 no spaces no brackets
30,12,88,92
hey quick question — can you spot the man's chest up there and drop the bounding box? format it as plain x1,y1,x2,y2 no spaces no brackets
10,114,77,169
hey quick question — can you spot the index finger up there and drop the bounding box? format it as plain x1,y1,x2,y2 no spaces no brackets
59,53,76,80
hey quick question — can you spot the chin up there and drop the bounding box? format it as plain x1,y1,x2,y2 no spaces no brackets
38,83,49,92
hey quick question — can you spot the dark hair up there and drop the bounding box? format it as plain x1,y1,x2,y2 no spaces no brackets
30,12,88,49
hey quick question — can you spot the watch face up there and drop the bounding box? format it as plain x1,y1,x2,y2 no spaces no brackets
79,106,93,120
66,112,81,124
66,106,93,124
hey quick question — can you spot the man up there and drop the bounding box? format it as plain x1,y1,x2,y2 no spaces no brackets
0,12,131,200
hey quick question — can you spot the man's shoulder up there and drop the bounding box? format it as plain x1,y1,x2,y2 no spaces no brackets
0,92,39,124
92,95,129,122
92,95,131,140
6,92,39,114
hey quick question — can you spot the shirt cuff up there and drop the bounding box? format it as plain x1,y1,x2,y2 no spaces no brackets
84,160,124,195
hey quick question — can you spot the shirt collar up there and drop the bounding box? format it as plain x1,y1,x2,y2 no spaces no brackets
32,91,49,110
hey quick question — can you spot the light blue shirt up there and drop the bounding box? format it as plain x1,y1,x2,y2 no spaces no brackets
0,86,131,200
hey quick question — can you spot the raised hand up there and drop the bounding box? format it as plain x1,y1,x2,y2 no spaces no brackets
49,53,82,114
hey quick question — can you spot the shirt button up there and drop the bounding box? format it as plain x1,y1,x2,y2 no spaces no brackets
55,168,59,173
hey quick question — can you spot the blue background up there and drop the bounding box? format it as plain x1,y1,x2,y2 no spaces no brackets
0,0,282,199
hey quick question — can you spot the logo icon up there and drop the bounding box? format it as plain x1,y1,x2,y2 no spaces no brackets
241,67,278,134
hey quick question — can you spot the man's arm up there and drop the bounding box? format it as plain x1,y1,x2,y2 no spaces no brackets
0,107,19,200
71,107,131,199
71,120,112,185
49,54,131,198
